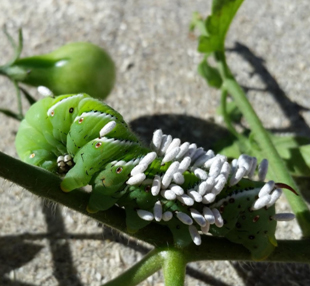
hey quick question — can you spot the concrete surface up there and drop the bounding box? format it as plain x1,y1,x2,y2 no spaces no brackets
0,0,310,285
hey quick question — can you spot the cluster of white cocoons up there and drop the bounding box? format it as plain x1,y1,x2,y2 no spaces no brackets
126,129,294,246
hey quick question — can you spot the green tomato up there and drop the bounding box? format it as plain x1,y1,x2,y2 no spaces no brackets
5,42,116,100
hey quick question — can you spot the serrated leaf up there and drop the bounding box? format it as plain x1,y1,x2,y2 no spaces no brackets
279,145,310,177
270,133,310,149
253,133,310,177
198,0,244,53
198,58,222,88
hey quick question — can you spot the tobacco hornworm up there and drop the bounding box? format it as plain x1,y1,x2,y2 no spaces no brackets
15,93,295,260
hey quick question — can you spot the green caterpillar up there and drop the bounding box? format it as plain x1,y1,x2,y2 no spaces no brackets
15,93,295,260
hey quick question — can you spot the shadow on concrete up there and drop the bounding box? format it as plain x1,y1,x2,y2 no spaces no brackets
228,42,310,136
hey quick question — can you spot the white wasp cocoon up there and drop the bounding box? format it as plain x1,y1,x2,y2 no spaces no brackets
266,188,283,208
189,225,201,245
209,155,226,177
197,181,207,196
220,162,231,180
165,138,181,154
229,166,247,186
175,142,190,160
137,210,154,221
160,134,172,155
151,175,161,196
170,184,184,196
187,189,202,202
161,162,180,188
199,177,215,196
190,208,207,227
205,154,224,170
162,211,173,221
194,168,208,180
99,121,116,138
248,157,257,178
176,212,193,225
202,193,216,204
130,163,149,176
237,154,253,175
193,152,210,167
38,86,53,96
176,194,194,206
200,221,210,234
271,213,295,221
231,159,238,171
151,129,163,151
191,147,205,162
172,172,185,184
185,143,197,158
126,173,146,185
252,195,271,210
212,208,224,227
258,159,269,181
258,180,275,198
160,189,176,200
178,157,191,173
153,201,162,222
212,174,226,195
162,147,180,164
139,152,157,166
203,207,215,224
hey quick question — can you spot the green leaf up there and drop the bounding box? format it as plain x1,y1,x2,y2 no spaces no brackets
198,58,222,88
270,133,310,149
198,35,220,53
198,0,244,53
248,133,310,177
216,99,242,123
278,144,310,177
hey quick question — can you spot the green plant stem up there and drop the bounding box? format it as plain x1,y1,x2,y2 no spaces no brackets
220,89,242,139
215,51,310,237
162,249,187,286
1,151,310,263
0,151,172,246
102,249,163,286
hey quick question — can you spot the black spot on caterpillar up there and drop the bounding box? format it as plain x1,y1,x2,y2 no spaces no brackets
15,94,296,260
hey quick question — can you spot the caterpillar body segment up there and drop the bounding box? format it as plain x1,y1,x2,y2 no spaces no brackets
15,93,295,260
